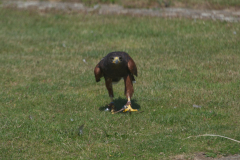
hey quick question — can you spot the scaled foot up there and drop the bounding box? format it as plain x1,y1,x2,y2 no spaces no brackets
123,102,138,112
106,102,115,113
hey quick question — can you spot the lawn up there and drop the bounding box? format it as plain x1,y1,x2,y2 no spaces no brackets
0,8,240,159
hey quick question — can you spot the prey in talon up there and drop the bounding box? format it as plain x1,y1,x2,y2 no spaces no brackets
94,51,138,113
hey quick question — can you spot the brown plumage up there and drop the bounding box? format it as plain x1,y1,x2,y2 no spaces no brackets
94,51,138,112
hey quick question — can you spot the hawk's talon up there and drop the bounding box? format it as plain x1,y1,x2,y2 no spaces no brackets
123,104,138,112
107,102,115,113
110,106,115,114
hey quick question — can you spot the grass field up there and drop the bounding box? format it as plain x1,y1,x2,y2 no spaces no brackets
0,8,240,159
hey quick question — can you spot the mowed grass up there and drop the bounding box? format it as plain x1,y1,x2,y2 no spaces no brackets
0,8,240,159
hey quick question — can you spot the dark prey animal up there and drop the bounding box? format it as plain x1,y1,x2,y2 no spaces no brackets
94,51,138,113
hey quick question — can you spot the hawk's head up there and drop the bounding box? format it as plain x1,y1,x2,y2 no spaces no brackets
110,56,123,64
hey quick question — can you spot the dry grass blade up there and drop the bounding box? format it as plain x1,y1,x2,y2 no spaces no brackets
186,134,240,143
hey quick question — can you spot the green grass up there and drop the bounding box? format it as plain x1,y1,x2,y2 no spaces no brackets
0,8,240,159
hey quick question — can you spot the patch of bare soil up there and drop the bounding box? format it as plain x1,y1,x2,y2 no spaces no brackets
1,0,240,22
172,153,240,160
12,0,240,10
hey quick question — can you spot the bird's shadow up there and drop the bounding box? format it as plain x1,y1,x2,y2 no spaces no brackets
99,97,141,112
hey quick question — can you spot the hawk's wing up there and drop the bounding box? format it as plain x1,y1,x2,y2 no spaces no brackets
94,63,103,82
127,57,137,76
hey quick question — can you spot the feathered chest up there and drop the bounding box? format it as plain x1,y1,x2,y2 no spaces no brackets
100,60,129,78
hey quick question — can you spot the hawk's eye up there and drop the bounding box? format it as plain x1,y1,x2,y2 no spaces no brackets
110,57,114,61
119,57,122,61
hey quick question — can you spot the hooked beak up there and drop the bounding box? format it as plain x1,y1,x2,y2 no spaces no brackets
112,57,120,64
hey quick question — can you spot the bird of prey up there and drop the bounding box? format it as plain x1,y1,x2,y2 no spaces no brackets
94,51,138,113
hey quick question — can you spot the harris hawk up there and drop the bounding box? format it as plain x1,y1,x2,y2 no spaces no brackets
94,51,138,113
